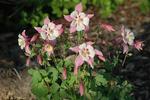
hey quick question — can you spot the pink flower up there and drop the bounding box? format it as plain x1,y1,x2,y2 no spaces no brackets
30,34,39,42
37,55,42,65
62,67,67,80
34,17,63,41
70,42,105,75
43,42,54,56
79,81,84,96
18,30,31,54
123,43,129,54
134,40,143,51
26,57,31,66
64,3,94,33
100,23,115,32
121,25,135,46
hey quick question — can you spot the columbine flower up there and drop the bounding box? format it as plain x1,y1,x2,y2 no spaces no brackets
34,17,63,41
64,3,94,33
18,30,30,54
121,26,135,54
43,42,54,56
70,42,105,75
100,23,115,32
134,40,143,51
79,81,84,96
121,25,135,46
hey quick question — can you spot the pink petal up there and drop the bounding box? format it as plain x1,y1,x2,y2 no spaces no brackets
74,55,84,75
86,41,94,45
84,26,89,32
21,30,27,38
58,28,64,35
30,34,39,42
62,67,67,80
25,44,31,54
26,57,30,66
56,24,62,30
87,57,94,68
44,16,50,25
134,40,143,51
49,40,56,46
64,15,73,22
70,46,80,53
69,26,76,33
87,14,94,19
123,44,129,54
75,3,83,12
37,55,42,65
95,49,106,61
79,81,84,96
101,23,115,32
34,27,43,33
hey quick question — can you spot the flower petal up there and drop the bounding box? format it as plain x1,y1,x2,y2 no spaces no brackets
95,49,106,61
74,55,84,75
79,81,84,96
70,46,80,53
69,26,76,33
25,44,31,54
30,34,39,42
37,55,42,65
134,40,143,51
44,16,50,25
87,14,94,19
87,57,94,68
21,30,27,38
75,3,83,12
64,15,73,22
123,44,129,54
62,67,67,80
34,27,43,33
26,57,30,66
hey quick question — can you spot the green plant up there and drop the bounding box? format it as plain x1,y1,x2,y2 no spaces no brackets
18,3,143,99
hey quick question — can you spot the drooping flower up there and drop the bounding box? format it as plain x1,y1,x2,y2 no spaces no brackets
43,42,54,56
64,3,94,33
34,17,63,41
62,67,67,80
18,30,30,54
37,55,42,65
79,81,84,96
70,42,105,75
134,40,143,51
121,26,135,54
100,23,115,32
121,25,135,46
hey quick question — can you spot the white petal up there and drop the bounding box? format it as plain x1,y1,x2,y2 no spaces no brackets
70,11,78,19
76,22,85,31
83,17,89,26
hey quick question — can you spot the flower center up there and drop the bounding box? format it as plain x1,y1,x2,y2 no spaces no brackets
45,44,53,52
81,48,90,57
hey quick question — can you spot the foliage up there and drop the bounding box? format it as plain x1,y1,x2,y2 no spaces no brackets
18,2,144,100
20,0,124,26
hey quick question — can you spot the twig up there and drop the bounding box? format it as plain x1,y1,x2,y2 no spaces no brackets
12,68,22,80
122,53,128,66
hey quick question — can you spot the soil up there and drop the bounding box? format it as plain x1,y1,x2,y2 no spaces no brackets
0,0,150,100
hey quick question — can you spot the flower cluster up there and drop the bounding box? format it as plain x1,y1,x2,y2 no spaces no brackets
18,3,143,97
121,25,143,54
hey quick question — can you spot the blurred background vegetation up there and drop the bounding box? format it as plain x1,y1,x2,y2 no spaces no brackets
0,0,150,31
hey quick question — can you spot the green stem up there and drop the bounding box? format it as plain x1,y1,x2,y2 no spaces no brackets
122,53,128,66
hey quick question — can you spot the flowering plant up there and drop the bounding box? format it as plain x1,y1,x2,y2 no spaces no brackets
18,3,143,100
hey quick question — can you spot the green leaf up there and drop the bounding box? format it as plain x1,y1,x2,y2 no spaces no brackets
32,70,42,85
32,81,49,97
39,69,48,77
95,74,107,86
50,83,60,93
49,67,58,83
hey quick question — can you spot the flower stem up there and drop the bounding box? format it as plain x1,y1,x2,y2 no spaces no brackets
122,53,128,66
